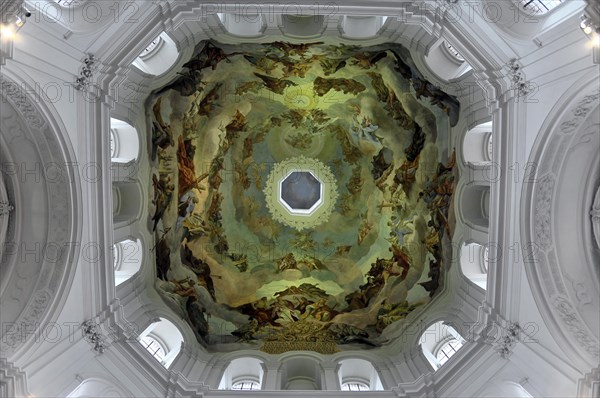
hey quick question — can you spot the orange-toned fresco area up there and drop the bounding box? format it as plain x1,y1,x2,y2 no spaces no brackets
149,41,459,353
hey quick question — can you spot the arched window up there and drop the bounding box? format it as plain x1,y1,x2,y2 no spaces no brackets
217,13,265,37
424,39,472,81
231,381,261,390
435,338,464,366
132,32,179,76
337,358,384,391
218,357,264,390
516,0,564,15
341,382,370,391
113,239,142,286
460,242,488,289
140,335,166,362
110,118,139,163
339,16,388,39
420,321,466,370
137,318,184,368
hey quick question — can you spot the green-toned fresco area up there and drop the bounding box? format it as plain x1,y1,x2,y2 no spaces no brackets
149,41,459,353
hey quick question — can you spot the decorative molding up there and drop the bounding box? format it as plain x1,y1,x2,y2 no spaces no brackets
553,297,600,359
592,185,600,250
74,54,98,91
559,92,600,135
533,174,554,252
493,322,520,359
0,74,46,130
263,156,338,231
0,200,12,216
82,319,109,354
505,59,530,97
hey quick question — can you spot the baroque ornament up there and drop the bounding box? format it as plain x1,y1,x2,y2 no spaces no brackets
264,156,338,231
74,54,97,91
0,200,13,216
82,320,109,354
494,322,520,359
506,59,530,97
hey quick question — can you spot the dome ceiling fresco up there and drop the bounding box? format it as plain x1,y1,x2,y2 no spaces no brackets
149,40,459,354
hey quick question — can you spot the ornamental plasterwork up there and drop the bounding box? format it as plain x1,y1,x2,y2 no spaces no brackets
0,75,46,130
493,322,520,359
559,92,600,135
264,156,338,231
0,201,14,216
554,297,600,359
533,174,554,251
592,185,600,250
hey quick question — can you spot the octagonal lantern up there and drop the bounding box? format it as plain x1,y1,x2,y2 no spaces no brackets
279,171,323,214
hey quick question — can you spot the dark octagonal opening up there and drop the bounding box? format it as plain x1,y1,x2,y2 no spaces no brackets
281,171,321,210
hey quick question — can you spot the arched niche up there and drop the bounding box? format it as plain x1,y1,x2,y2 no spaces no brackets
132,32,180,76
280,357,323,390
460,242,488,290
218,357,264,390
419,321,466,370
281,15,325,38
138,317,184,368
67,378,131,398
462,121,493,167
110,118,139,163
112,181,142,228
457,183,490,232
339,16,388,39
217,13,266,37
424,39,472,81
337,358,383,391
113,239,142,287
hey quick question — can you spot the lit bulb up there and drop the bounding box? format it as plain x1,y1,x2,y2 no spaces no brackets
580,20,588,30
15,17,24,28
0,25,15,39
584,25,593,35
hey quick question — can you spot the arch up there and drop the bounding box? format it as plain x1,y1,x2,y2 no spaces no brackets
480,380,534,398
337,358,383,391
423,39,472,81
281,15,325,38
460,242,488,290
132,32,180,76
110,118,139,163
0,72,81,361
217,13,266,37
67,377,131,398
280,356,323,390
457,182,490,231
339,16,388,39
112,238,142,286
419,321,466,370
218,357,264,390
462,121,493,167
138,317,184,368
112,181,142,228
520,70,600,370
